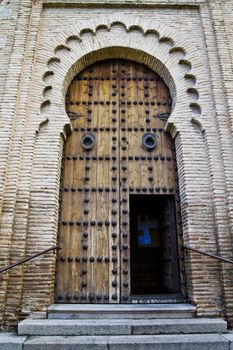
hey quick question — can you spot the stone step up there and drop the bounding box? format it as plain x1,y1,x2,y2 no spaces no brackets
18,317,228,336
22,334,231,350
47,303,196,319
0,333,26,350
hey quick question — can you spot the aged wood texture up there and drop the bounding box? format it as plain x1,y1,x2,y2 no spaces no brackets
160,198,180,293
56,59,183,303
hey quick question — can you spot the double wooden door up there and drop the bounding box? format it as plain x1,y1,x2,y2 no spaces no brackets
56,59,180,303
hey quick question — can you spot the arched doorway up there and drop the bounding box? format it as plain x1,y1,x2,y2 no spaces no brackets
55,59,184,304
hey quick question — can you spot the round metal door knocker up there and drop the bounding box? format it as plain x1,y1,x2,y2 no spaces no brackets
81,133,96,151
142,133,157,151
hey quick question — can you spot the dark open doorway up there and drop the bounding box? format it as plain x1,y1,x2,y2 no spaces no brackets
130,195,180,296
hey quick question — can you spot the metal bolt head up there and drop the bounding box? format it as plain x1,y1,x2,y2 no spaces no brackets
112,294,117,301
112,281,117,287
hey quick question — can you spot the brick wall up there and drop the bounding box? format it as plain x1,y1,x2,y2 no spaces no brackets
0,0,233,328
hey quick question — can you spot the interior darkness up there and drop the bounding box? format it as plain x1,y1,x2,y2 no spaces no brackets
130,194,179,295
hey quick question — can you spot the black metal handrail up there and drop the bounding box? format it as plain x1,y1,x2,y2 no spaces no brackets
184,245,233,265
0,246,61,274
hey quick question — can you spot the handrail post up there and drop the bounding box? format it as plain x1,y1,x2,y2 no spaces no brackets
0,246,61,274
183,245,233,265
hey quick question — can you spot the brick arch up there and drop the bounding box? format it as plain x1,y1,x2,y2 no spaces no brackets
36,22,204,302
40,21,201,138
23,20,226,320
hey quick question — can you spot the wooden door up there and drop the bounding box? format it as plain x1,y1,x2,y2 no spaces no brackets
130,196,164,295
55,59,181,304
160,197,180,293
